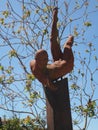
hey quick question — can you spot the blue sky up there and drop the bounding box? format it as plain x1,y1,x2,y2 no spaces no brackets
0,0,98,129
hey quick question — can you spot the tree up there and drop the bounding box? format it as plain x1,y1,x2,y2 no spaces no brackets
0,0,98,129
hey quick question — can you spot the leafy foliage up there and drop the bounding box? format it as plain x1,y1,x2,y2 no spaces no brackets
0,0,98,130
0,116,45,130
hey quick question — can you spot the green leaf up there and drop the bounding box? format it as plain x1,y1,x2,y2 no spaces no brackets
2,11,10,18
73,120,79,125
0,18,4,24
6,66,13,74
25,80,32,92
85,49,89,53
74,27,79,36
74,30,79,36
88,42,93,47
23,10,31,19
0,76,3,83
43,7,49,12
35,9,39,13
27,74,35,80
0,65,4,71
84,22,92,27
9,50,17,57
57,22,61,28
7,76,14,83
30,92,40,100
25,10,31,17
87,100,96,117
71,84,80,90
43,29,48,35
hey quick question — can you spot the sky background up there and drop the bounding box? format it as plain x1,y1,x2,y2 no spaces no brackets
0,0,98,130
